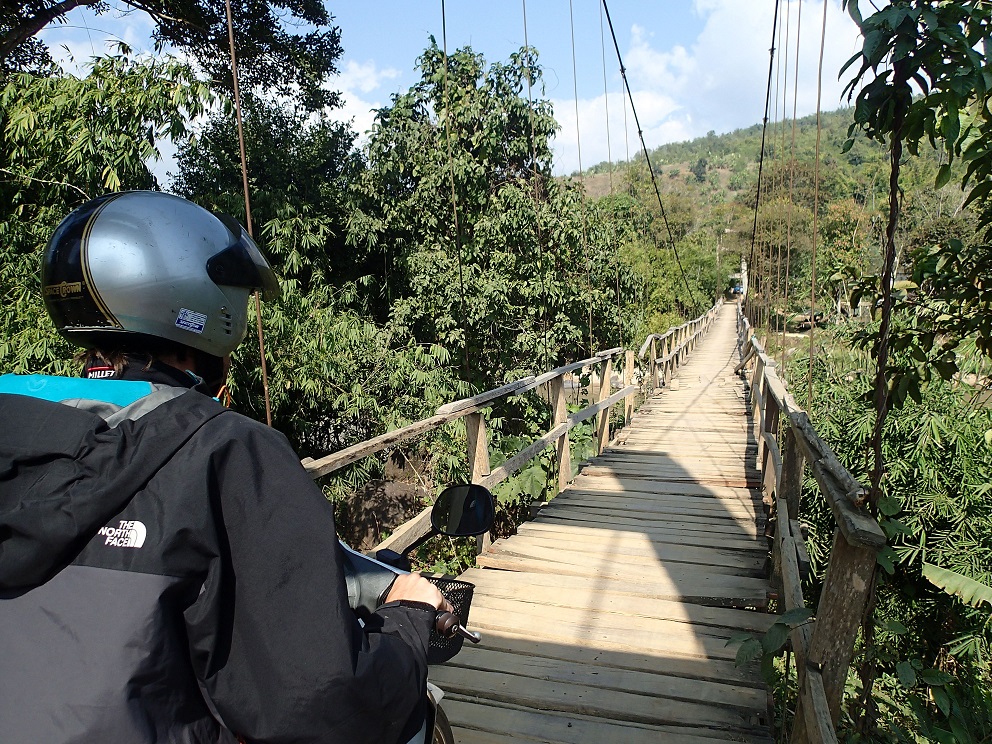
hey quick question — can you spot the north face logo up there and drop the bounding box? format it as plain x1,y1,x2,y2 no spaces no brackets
98,520,147,548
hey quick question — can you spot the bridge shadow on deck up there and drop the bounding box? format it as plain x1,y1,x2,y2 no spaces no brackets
430,305,774,744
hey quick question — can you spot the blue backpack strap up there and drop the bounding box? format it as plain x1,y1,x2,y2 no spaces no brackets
0,375,154,408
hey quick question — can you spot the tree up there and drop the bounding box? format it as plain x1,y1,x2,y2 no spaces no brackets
836,1,992,735
690,157,707,183
171,95,468,464
347,42,641,388
1,0,342,109
0,51,211,374
173,96,360,291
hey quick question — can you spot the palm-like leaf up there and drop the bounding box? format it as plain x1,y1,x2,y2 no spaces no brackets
922,563,992,611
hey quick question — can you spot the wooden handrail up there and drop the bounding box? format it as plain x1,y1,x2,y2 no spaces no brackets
736,302,883,744
303,300,722,555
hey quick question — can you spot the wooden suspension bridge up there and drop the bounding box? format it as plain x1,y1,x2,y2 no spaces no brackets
302,300,885,744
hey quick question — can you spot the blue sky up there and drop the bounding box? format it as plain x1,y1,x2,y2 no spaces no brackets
38,1,861,178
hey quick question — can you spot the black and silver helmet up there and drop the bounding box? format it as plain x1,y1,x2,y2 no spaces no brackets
42,191,279,357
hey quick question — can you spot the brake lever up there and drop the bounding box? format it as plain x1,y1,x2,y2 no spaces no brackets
434,611,481,644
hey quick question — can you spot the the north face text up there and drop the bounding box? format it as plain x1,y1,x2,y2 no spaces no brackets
98,520,147,548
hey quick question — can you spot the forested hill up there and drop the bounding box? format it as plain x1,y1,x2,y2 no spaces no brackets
581,106,889,203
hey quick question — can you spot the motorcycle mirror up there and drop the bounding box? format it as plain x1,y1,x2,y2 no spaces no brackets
431,484,495,537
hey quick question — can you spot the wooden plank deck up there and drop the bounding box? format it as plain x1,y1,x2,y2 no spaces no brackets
432,303,773,743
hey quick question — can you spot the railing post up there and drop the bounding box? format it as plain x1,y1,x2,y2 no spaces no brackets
650,337,659,391
751,354,767,464
624,349,635,424
781,427,805,520
550,374,572,493
465,412,492,553
596,355,613,455
661,335,671,387
763,385,780,474
670,331,679,380
793,531,876,741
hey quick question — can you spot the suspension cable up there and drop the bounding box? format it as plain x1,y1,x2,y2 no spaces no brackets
747,0,782,325
601,0,701,312
223,0,272,426
440,0,473,388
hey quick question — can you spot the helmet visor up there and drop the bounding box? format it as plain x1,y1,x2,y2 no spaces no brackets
206,220,281,301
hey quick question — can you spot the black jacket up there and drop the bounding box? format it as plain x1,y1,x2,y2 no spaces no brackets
0,375,434,744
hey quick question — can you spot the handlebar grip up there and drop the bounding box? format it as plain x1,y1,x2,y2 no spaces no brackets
339,541,404,616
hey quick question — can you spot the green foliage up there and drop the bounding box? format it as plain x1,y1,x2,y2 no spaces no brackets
172,96,469,482
3,0,342,109
0,51,211,375
789,337,992,741
923,563,992,612
837,0,992,410
727,607,814,687
348,42,646,388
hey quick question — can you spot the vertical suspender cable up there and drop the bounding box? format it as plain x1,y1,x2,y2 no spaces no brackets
809,0,828,406
440,0,473,389
568,0,595,356
521,0,553,437
773,0,789,331
782,0,803,371
597,0,622,348
224,0,272,426
599,1,614,194
622,67,631,171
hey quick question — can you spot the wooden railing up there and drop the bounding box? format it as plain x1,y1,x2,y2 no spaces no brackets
300,300,723,556
736,303,885,744
639,302,723,390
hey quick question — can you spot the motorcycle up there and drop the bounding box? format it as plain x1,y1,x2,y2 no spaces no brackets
340,483,495,744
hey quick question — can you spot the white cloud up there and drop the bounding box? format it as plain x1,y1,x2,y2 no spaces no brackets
339,59,401,95
551,0,860,175
552,89,687,175
328,60,402,141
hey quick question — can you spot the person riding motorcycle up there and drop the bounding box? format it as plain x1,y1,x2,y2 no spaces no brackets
0,191,448,744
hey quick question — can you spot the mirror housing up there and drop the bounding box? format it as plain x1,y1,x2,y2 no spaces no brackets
431,484,495,537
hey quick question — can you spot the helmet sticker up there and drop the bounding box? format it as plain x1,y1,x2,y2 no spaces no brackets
176,308,208,334
85,366,116,379
43,281,84,299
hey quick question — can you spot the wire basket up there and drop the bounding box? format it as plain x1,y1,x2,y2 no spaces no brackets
425,576,475,665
